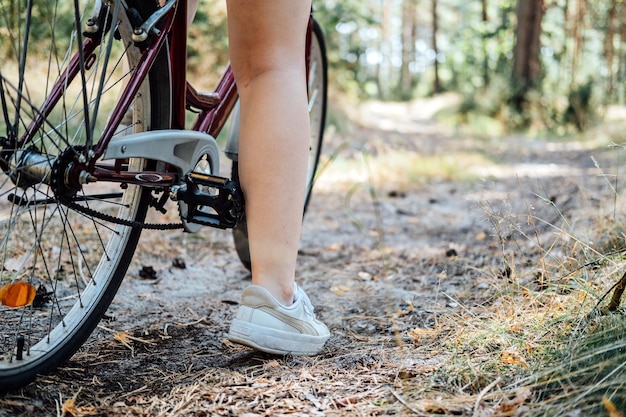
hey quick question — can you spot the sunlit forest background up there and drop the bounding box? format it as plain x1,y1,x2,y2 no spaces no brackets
188,0,625,135
3,0,622,134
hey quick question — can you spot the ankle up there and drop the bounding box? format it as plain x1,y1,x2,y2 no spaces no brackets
251,279,294,306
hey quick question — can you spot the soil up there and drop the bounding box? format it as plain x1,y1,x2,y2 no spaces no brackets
1,96,623,416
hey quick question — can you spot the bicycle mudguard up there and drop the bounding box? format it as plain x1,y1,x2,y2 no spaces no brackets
224,100,240,161
103,130,220,175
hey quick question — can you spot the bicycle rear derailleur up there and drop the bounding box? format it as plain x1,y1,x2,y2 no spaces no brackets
171,172,244,230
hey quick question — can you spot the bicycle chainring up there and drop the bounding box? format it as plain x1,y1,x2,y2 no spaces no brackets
50,147,184,230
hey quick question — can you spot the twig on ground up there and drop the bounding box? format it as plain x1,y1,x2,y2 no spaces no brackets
390,389,420,414
607,271,626,311
472,377,501,417
98,325,156,345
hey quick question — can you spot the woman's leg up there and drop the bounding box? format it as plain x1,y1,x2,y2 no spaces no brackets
226,0,311,306
225,0,329,355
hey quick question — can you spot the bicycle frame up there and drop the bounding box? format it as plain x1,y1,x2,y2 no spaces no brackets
98,0,239,188
14,0,316,192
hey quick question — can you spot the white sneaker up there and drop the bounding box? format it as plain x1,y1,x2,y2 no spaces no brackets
228,284,330,355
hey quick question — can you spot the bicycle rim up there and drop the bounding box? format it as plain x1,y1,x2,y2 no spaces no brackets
231,19,328,270
0,0,170,389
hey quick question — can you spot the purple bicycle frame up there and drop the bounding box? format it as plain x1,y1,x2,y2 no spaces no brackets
95,0,239,186
19,0,315,188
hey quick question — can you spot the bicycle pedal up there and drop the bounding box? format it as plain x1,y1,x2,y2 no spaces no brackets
173,172,244,230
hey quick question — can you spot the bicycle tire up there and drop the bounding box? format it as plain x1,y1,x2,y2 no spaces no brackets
231,19,328,271
0,0,171,390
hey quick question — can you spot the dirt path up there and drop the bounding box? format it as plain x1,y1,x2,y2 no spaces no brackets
1,97,622,416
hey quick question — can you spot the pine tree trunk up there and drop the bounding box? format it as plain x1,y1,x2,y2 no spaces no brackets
570,0,586,87
605,0,617,100
512,0,544,89
511,0,544,116
481,0,489,87
378,0,393,99
398,0,417,99
432,0,442,94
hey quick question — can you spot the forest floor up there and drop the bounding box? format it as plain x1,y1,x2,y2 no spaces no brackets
2,95,626,416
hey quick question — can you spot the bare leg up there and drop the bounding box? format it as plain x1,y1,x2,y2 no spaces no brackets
226,0,312,306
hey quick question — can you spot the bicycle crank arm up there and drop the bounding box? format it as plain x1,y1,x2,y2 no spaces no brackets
172,172,244,230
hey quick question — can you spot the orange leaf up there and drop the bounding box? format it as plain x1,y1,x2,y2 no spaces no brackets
603,397,623,417
330,285,350,296
475,232,487,241
114,331,131,345
501,351,528,368
62,398,77,416
0,282,37,308
396,300,414,317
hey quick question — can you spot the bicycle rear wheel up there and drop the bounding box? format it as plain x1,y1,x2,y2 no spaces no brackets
0,0,170,390
232,19,328,270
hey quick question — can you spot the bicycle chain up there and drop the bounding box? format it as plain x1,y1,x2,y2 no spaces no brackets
64,198,184,230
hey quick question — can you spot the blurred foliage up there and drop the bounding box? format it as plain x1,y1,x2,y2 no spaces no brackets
2,0,624,133
310,0,621,133
0,1,75,59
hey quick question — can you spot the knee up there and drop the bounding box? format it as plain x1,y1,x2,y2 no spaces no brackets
233,58,303,90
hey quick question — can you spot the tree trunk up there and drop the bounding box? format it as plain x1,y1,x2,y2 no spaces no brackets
512,0,544,90
605,0,617,100
570,0,586,87
378,0,393,99
398,0,417,99
481,0,489,87
431,0,442,94
620,1,626,103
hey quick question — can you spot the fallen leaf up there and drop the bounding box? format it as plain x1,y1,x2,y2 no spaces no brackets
0,281,37,308
603,397,623,417
409,327,439,343
222,339,238,349
501,350,528,368
396,300,414,317
331,285,350,296
114,331,133,350
62,398,77,416
422,401,447,413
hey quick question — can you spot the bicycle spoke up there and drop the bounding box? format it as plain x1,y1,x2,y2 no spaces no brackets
13,0,34,134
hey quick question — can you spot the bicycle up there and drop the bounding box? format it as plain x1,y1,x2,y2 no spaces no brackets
0,0,327,390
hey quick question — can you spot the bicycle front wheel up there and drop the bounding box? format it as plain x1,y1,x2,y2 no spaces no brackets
0,0,171,390
232,19,328,270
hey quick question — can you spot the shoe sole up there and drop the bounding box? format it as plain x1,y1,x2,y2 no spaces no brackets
228,318,329,356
